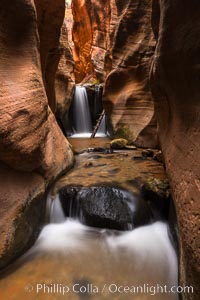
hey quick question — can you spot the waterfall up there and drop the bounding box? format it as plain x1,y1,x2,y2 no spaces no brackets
46,193,65,223
73,86,92,134
11,192,178,300
71,85,106,138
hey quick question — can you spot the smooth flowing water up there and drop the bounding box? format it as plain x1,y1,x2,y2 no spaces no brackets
73,86,92,134
0,194,178,300
71,85,106,138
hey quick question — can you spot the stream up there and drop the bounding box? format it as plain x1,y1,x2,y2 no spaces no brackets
0,138,179,300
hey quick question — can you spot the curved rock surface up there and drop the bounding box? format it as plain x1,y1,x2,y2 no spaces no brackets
103,0,157,145
151,0,200,298
0,0,73,268
72,0,110,83
55,23,75,119
34,0,65,113
71,0,157,146
34,0,75,117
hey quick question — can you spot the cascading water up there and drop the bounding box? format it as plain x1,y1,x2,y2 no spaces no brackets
7,193,178,300
46,194,65,224
71,85,106,138
73,86,92,134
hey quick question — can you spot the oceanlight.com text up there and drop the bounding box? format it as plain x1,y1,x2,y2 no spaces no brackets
24,282,194,296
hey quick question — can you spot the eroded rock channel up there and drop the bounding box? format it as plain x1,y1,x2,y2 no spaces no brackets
0,138,179,300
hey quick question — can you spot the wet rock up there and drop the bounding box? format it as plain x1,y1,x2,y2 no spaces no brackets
95,164,107,167
126,177,143,189
59,186,152,231
59,186,81,217
141,178,171,218
87,148,113,154
132,156,148,161
103,149,114,154
118,153,129,157
110,139,128,149
80,187,152,230
74,148,88,155
142,149,154,158
153,151,164,163
89,155,102,159
87,147,106,153
84,162,93,168
108,168,120,174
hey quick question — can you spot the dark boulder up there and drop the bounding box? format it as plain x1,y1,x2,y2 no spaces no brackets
59,186,152,230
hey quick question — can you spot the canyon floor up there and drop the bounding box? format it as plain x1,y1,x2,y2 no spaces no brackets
0,138,175,300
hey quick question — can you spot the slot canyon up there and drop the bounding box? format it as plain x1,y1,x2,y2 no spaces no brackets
0,0,199,300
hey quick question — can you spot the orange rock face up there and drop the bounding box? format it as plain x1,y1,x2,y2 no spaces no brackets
72,0,94,82
151,0,200,297
0,0,48,171
0,0,73,267
104,0,156,145
34,0,75,118
55,23,75,119
34,0,66,113
71,0,157,146
72,0,111,83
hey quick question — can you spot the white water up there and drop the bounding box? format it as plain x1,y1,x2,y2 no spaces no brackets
23,195,178,300
71,132,106,138
73,86,92,133
46,193,65,223
71,85,107,138
71,115,106,138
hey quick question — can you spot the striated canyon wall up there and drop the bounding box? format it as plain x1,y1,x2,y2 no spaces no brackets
55,23,75,119
151,0,200,298
103,0,157,145
0,0,73,268
71,0,157,146
72,0,110,83
0,2,199,298
34,0,75,117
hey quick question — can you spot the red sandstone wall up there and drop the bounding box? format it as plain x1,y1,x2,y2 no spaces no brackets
0,0,73,268
71,0,157,146
151,0,200,298
104,0,157,145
